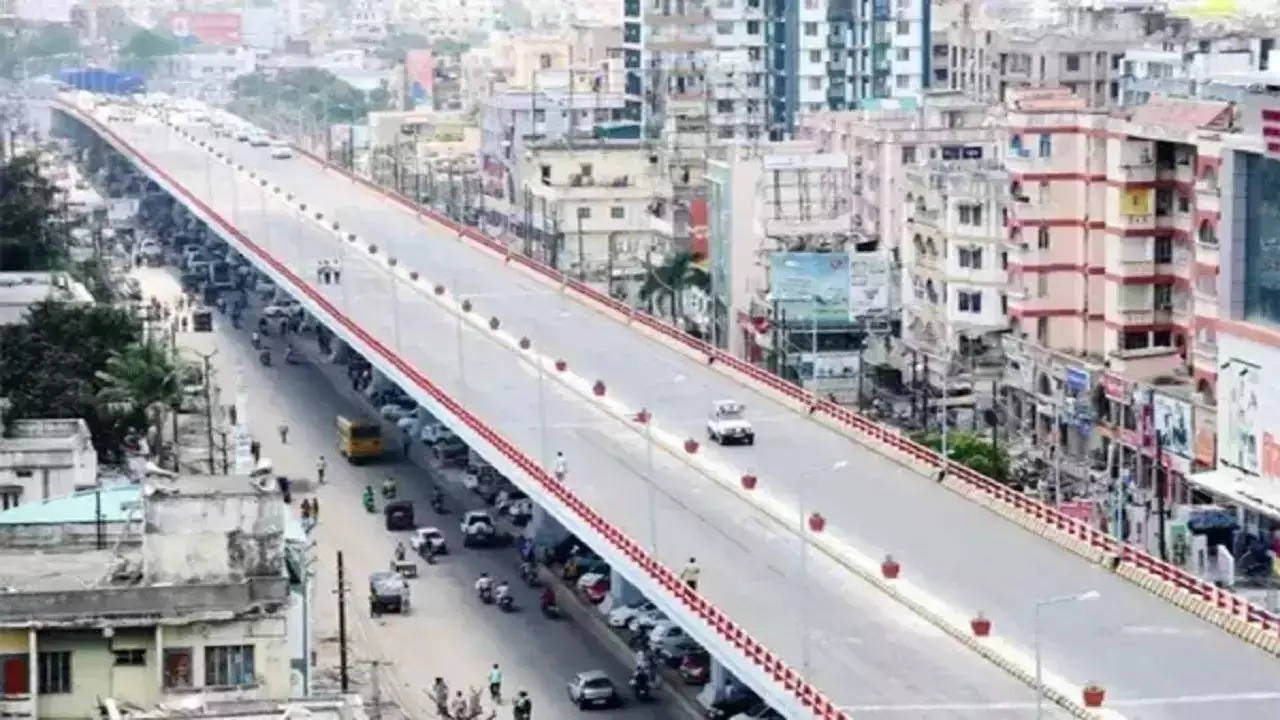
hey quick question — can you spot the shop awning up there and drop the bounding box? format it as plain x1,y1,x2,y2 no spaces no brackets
1189,467,1280,523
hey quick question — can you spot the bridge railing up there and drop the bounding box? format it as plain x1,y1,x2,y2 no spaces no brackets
59,100,853,719
287,140,1280,642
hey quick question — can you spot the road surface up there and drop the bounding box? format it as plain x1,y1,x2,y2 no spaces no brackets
89,109,1280,718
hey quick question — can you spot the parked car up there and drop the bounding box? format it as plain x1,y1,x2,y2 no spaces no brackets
269,141,293,159
433,435,469,466
419,422,455,445
705,686,759,719
580,575,610,605
657,637,704,667
706,399,754,445
608,601,658,628
380,398,417,421
678,650,710,684
647,621,690,655
566,670,620,709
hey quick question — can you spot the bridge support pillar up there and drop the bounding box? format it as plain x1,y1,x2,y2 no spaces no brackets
524,504,569,556
608,569,642,606
696,656,733,708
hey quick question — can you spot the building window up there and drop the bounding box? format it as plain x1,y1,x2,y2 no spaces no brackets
901,145,916,164
1036,227,1050,250
0,486,19,510
896,20,910,35
576,206,591,220
1122,331,1149,350
747,73,762,87
1065,53,1080,72
748,46,762,60
808,77,821,90
164,648,193,689
957,204,982,226
896,74,910,89
1153,329,1173,347
610,206,626,219
717,126,735,139
896,47,910,61
957,247,983,269
958,291,982,312
1154,236,1173,264
204,645,255,688
717,21,734,34
804,22,818,36
38,651,71,694
747,21,760,35
716,99,734,113
1154,283,1173,309
113,649,145,666
1038,133,1051,158
809,50,821,63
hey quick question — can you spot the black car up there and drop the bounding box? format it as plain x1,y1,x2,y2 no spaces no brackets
705,690,760,719
433,436,469,466
384,500,415,530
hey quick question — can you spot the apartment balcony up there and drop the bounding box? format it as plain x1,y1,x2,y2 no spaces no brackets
1115,258,1155,278
534,174,667,202
1156,161,1195,185
1111,211,1155,234
1193,340,1218,369
827,34,845,48
1196,238,1219,267
1193,291,1219,319
645,9,711,25
1197,188,1220,215
1114,160,1156,184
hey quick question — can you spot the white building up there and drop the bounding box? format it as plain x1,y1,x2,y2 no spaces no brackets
0,417,97,511
1121,47,1257,106
518,140,674,281
902,159,1010,388
0,272,94,326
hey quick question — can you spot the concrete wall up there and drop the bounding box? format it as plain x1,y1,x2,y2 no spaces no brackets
144,491,285,584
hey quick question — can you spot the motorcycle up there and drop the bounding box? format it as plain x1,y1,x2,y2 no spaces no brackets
430,492,446,514
284,347,299,365
540,599,560,619
477,584,494,604
362,491,375,513
497,592,514,612
519,562,539,587
259,349,271,367
381,480,397,500
629,671,652,701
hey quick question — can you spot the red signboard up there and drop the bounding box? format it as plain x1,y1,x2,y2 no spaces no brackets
169,12,243,46
689,197,708,259
1101,372,1128,402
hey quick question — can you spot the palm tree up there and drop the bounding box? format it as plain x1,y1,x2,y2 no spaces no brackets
638,252,710,325
96,340,187,456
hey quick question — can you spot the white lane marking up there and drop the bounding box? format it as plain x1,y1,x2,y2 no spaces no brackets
1117,625,1195,636
840,692,1280,713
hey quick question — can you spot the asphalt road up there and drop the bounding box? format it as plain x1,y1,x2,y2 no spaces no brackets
94,110,1280,718
133,265,673,720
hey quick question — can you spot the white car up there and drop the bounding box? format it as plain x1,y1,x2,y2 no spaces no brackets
627,609,667,634
234,127,251,142
707,399,754,445
419,422,454,445
261,302,300,318
248,133,270,147
269,141,293,159
647,620,690,655
576,571,606,593
410,527,447,555
608,601,657,628
566,670,619,709
380,402,416,421
460,510,494,535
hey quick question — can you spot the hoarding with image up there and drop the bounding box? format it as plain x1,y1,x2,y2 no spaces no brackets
169,12,243,46
406,49,435,110
848,250,890,316
768,252,850,323
1218,334,1271,477
1153,392,1193,459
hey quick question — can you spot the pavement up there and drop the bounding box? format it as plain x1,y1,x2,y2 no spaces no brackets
131,265,676,720
98,112,1280,718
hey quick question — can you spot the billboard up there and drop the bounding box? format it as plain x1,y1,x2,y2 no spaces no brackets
1153,392,1193,459
406,49,435,110
769,252,850,323
848,250,890,316
16,0,72,22
169,12,243,46
1216,334,1280,479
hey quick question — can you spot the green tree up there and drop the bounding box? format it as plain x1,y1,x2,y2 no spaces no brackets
231,68,375,127
0,155,64,271
377,32,431,62
0,301,142,461
639,251,709,325
95,339,187,455
912,430,1011,485
120,28,179,69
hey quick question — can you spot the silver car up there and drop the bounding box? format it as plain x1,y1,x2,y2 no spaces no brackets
567,670,619,709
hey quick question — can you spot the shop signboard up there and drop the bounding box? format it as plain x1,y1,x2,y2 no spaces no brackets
1060,500,1096,526
1195,409,1216,466
768,252,850,323
1065,367,1089,393
1153,392,1193,459
1120,187,1153,216
169,12,243,46
1102,372,1128,402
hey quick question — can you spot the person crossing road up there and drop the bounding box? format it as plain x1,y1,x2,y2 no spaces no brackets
487,663,503,703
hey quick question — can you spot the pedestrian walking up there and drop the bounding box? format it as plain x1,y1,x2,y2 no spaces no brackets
512,690,531,720
430,677,449,717
299,499,311,520
278,423,289,444
250,440,261,464
468,686,483,717
180,315,189,332
487,663,502,703
311,497,318,521
679,557,700,591
450,691,467,719
316,455,327,484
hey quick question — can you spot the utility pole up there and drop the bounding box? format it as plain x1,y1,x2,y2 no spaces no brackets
197,350,218,475
1151,395,1167,560
336,551,350,693
369,659,384,720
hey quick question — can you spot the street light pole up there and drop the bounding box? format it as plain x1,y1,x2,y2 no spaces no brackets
800,459,847,678
1034,590,1100,718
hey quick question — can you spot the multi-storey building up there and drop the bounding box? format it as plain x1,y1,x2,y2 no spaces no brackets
902,158,1009,391
935,1,1189,108
517,139,674,284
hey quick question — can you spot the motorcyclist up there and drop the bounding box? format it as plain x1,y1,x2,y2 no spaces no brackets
430,677,449,716
553,451,567,481
512,690,532,720
394,541,406,562
430,487,444,508
539,586,555,609
520,559,535,583
382,476,397,498
632,666,651,698
475,572,494,598
362,485,375,510
251,331,261,348
284,345,296,363
495,579,511,603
